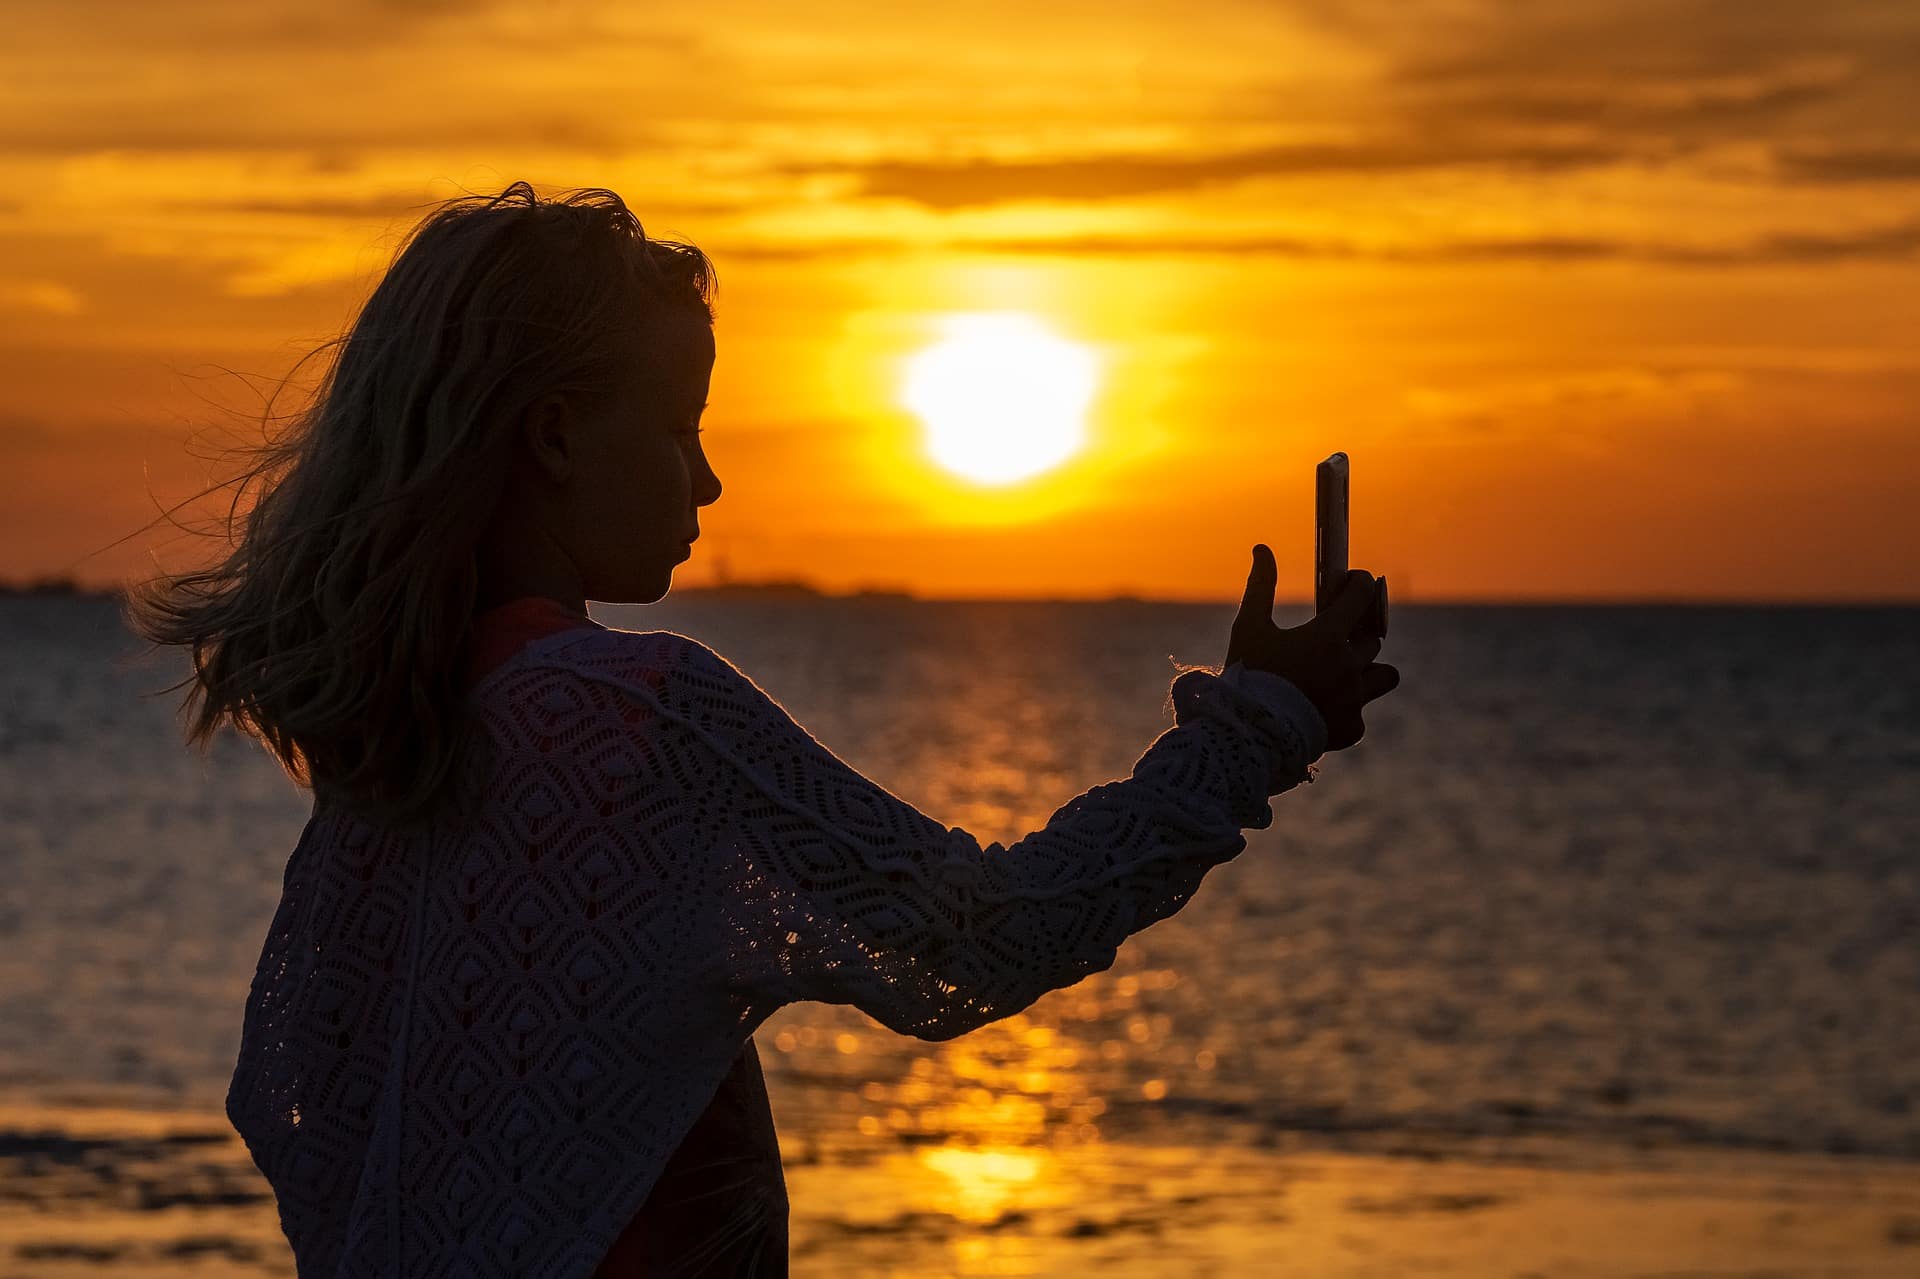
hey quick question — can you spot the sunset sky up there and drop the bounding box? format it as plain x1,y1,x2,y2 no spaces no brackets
3,0,1916,602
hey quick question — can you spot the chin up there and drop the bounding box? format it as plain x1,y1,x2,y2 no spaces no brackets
641,564,679,603
594,564,677,607
618,579,672,606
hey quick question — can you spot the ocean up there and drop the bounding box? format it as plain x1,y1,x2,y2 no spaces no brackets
2,593,1916,1276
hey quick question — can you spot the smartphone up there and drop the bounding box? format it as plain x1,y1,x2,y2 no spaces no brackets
1316,451,1387,638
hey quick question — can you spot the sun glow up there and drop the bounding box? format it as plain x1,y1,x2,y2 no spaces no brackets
901,312,1100,486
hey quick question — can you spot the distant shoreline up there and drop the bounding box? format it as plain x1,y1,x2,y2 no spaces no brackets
0,577,117,599
0,577,1911,607
0,578,928,604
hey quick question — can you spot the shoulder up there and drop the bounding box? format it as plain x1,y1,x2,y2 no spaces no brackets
514,626,771,716
545,626,738,682
479,628,820,782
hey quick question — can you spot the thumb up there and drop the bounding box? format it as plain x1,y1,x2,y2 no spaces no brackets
1317,568,1378,636
1239,544,1276,620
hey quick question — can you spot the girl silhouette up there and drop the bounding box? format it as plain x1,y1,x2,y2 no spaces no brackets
127,182,1397,1277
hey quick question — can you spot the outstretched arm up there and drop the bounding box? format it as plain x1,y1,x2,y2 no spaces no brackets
571,634,1326,1041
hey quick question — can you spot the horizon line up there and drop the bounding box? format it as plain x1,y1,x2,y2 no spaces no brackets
6,576,1915,608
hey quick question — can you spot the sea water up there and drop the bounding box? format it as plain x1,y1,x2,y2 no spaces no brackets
2,593,1915,1272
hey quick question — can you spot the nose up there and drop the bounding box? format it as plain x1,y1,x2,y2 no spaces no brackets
687,469,720,542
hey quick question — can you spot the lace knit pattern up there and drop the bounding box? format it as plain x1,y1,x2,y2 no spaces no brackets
225,627,1328,1278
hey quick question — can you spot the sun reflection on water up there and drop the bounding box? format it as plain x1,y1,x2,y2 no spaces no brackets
917,1145,1045,1222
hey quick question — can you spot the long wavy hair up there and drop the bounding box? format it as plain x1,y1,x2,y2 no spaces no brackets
123,181,717,829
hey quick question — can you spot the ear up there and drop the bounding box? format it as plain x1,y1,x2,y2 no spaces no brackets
518,393,573,485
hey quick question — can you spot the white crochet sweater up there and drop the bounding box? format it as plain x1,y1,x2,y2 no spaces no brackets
226,625,1328,1278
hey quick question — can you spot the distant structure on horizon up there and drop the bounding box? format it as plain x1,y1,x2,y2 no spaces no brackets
691,546,913,601
0,576,103,598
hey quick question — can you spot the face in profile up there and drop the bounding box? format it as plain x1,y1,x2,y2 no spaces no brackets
564,308,721,603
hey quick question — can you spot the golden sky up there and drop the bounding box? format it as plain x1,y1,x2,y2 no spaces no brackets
3,0,1917,602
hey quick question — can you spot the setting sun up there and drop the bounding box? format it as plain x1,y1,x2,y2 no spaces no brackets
900,312,1101,486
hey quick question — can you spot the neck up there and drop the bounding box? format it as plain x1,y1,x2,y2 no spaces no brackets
475,519,587,617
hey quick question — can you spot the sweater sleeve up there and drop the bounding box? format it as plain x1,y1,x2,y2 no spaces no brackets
583,636,1327,1042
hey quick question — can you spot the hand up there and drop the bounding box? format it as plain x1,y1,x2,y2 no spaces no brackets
1225,545,1400,753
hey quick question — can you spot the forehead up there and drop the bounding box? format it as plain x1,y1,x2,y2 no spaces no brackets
646,307,713,362
628,308,714,396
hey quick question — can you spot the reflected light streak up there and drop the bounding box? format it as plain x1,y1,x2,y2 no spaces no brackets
917,1144,1045,1223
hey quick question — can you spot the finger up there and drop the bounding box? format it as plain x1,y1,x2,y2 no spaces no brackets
1239,543,1276,621
1349,634,1382,665
1360,662,1400,701
1316,568,1379,636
